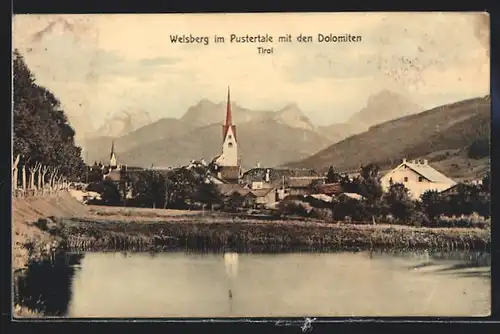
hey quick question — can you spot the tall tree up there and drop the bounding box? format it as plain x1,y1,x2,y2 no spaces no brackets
13,49,85,178
131,170,167,208
357,164,384,202
384,183,415,223
326,165,341,183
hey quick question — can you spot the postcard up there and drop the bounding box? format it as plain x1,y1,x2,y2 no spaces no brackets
12,12,490,319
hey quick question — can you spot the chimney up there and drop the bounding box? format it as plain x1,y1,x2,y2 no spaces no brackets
423,159,428,165
402,158,407,164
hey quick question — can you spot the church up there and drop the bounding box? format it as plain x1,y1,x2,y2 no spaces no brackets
103,141,124,181
210,87,242,184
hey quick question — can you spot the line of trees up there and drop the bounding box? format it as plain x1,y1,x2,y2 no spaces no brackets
288,165,491,228
13,49,85,196
89,165,224,210
12,154,71,197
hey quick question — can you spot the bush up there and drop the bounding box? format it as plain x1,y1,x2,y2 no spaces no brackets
276,200,310,217
409,211,429,227
433,212,490,229
309,208,333,221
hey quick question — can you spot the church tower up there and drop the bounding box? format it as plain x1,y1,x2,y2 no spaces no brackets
215,87,239,167
109,140,118,168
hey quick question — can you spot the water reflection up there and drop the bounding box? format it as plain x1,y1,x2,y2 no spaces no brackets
14,250,491,318
224,252,239,312
14,252,84,317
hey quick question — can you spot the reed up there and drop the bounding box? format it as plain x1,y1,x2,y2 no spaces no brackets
58,217,490,253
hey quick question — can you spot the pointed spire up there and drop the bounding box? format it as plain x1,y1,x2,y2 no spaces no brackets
225,86,232,126
110,140,115,159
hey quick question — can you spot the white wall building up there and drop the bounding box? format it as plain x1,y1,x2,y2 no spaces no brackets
214,87,239,168
380,159,457,200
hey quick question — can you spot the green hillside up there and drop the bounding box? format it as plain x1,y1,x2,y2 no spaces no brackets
285,95,490,180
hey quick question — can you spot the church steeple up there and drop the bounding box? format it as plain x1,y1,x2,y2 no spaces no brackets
215,87,239,169
109,140,117,167
222,86,236,141
225,86,232,127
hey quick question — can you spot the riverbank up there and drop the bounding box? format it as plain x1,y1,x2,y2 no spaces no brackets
11,192,491,317
60,215,490,253
13,193,491,271
12,193,89,273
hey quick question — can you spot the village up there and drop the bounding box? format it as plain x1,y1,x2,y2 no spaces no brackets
10,14,492,319
79,88,489,228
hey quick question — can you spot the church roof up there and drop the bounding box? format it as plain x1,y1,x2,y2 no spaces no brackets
218,166,240,182
222,87,237,141
218,184,250,196
104,170,121,182
288,176,326,188
110,140,116,159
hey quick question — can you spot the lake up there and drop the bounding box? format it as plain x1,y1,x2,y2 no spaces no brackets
15,250,491,318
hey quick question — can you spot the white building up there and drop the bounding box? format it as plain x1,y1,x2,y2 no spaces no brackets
214,87,239,168
380,159,457,200
211,87,241,183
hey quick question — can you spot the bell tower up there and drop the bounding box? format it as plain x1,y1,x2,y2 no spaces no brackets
215,87,239,167
109,140,117,168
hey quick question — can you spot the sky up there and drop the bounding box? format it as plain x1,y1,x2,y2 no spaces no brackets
12,13,490,139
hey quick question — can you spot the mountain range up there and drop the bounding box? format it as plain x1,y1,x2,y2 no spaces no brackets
285,95,491,180
82,89,423,169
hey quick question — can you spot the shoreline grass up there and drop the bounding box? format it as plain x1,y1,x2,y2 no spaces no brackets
58,214,490,253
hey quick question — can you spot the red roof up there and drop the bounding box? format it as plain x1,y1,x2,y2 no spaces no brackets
222,87,237,142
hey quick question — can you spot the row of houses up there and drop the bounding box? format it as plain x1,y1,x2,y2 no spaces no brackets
210,158,470,209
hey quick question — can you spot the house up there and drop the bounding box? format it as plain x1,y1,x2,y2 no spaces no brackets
217,183,251,197
240,167,320,189
440,181,487,197
287,176,326,196
336,192,365,201
309,194,333,202
316,183,343,196
439,183,462,196
244,188,277,208
380,158,457,200
250,180,274,190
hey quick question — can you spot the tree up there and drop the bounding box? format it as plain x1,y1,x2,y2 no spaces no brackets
420,190,445,222
131,170,167,208
326,166,341,183
164,168,200,209
357,164,384,222
384,183,416,224
481,172,490,192
100,180,122,206
194,182,223,209
467,138,490,159
224,191,246,211
357,164,383,200
13,49,85,179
